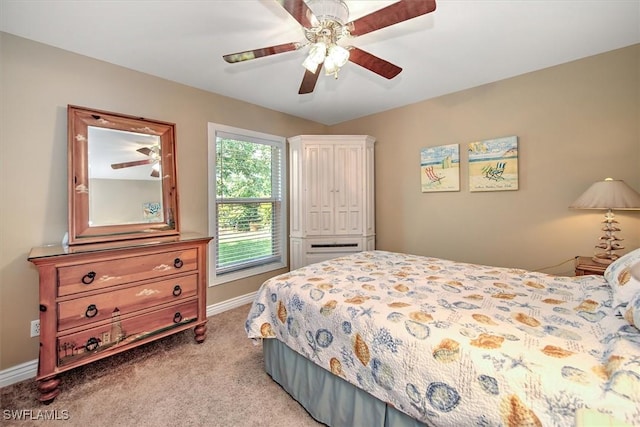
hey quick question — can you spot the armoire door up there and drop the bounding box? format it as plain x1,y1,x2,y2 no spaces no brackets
334,144,363,235
304,144,334,235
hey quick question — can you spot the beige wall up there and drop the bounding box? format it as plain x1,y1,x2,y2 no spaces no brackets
0,33,327,370
1,32,638,371
89,179,163,225
332,44,640,272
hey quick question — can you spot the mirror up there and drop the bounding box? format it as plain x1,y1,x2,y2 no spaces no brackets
68,105,180,245
88,127,164,226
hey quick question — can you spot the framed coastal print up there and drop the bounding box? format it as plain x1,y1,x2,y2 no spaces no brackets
142,201,162,221
420,144,460,192
468,136,518,192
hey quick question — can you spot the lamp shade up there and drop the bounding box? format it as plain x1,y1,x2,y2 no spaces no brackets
569,178,640,210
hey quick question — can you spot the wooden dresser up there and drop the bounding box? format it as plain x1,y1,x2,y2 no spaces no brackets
28,233,212,403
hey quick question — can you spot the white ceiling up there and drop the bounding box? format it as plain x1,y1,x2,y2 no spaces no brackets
1,0,639,126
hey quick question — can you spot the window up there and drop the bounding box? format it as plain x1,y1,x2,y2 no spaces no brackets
207,123,287,285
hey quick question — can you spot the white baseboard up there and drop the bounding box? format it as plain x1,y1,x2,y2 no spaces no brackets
0,292,258,389
0,359,39,388
206,291,257,317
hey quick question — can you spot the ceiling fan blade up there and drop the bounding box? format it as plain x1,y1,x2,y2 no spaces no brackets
348,0,437,37
111,159,154,170
136,147,153,156
348,47,402,79
223,42,303,63
276,0,315,29
298,63,323,94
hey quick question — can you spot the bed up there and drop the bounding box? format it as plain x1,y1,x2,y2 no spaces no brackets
245,250,640,426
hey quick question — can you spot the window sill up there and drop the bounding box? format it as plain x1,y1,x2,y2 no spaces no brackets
209,261,286,286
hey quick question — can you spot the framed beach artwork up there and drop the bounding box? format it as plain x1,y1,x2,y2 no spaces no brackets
420,144,460,192
142,201,162,221
468,136,518,192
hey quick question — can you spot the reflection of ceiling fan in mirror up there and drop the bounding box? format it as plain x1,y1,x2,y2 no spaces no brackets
111,145,161,178
222,0,437,94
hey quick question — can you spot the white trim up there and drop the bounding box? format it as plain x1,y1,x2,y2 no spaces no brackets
206,291,257,317
0,292,258,388
0,359,38,388
210,262,285,286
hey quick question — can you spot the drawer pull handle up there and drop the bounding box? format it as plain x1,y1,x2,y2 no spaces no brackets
172,285,182,297
174,258,184,269
85,337,99,352
85,304,98,318
173,312,183,323
81,271,96,284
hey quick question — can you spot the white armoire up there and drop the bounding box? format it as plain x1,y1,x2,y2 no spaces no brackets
288,135,375,270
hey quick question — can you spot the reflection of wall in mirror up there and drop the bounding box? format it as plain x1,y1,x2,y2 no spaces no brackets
89,179,164,226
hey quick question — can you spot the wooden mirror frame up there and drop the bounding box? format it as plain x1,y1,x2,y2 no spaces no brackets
68,105,180,245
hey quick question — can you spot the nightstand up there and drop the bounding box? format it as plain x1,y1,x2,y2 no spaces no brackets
575,256,607,276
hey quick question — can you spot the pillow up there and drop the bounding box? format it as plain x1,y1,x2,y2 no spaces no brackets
622,290,640,329
604,248,640,311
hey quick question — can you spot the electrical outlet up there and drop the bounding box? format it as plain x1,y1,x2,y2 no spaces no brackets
30,320,40,337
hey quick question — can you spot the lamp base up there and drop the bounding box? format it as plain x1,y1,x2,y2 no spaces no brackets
590,209,624,266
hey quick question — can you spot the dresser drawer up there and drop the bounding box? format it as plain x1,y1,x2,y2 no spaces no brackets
57,273,198,331
58,248,198,296
57,299,198,367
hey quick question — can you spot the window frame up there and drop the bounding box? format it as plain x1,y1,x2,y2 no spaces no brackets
207,122,287,286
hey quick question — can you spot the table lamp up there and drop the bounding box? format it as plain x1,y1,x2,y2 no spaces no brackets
570,178,640,265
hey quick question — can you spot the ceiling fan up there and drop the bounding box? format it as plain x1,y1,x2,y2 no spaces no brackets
222,0,437,94
111,146,161,178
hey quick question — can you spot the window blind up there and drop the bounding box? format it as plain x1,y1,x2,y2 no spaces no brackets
214,133,284,275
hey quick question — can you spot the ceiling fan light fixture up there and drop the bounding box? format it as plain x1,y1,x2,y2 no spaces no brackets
308,41,327,63
302,41,327,73
302,55,319,73
324,55,338,75
306,0,349,26
324,45,348,78
327,44,349,67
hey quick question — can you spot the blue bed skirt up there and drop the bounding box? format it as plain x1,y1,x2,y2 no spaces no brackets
263,338,428,427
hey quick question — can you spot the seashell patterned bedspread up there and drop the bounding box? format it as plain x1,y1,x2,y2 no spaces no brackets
245,251,640,426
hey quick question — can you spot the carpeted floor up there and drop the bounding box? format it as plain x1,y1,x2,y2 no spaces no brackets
1,304,324,426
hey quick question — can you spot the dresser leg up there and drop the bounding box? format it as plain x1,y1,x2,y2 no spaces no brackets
194,322,207,343
38,376,60,404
